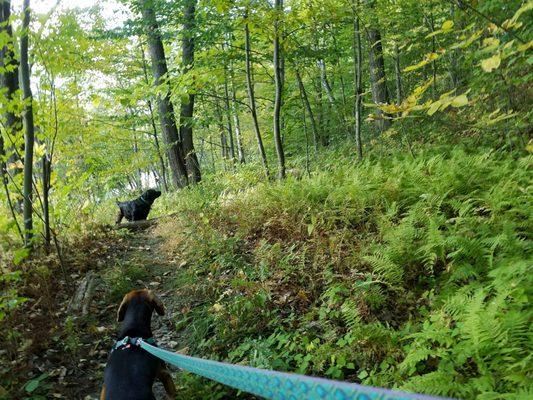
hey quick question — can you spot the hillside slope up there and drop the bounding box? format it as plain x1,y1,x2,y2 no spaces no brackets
1,145,531,399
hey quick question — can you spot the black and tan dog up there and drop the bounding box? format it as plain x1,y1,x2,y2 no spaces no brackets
100,289,175,400
116,189,162,224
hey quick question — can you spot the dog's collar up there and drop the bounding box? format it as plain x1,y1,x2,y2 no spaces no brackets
139,195,150,205
111,336,156,353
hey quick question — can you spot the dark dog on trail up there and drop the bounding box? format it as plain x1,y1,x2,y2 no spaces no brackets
100,289,176,400
116,189,161,224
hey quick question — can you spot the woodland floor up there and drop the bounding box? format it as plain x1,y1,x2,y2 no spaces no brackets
7,224,220,400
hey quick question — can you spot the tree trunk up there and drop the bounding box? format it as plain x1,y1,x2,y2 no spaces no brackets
20,0,35,248
448,2,460,89
0,0,23,217
42,154,51,251
230,67,245,163
317,59,347,133
352,5,363,160
140,42,169,191
393,42,403,105
140,0,188,188
244,10,269,178
367,26,391,131
273,0,285,180
295,69,318,152
179,0,201,183
223,64,236,163
424,11,437,100
0,0,20,142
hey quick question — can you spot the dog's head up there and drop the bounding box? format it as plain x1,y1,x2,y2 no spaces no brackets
142,189,162,202
117,289,165,322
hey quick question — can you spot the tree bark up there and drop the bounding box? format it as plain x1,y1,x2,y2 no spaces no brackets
273,0,286,180
223,63,236,163
179,0,201,183
140,0,188,188
20,0,35,247
42,154,51,251
393,42,403,105
365,1,391,132
0,0,22,216
352,4,363,160
367,27,391,131
244,9,269,178
140,42,169,191
0,0,20,142
295,69,318,152
424,11,437,100
230,67,245,163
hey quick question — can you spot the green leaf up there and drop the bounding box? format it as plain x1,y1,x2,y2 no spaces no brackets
358,370,369,379
13,248,30,265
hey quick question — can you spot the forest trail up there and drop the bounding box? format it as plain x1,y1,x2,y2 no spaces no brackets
69,227,188,399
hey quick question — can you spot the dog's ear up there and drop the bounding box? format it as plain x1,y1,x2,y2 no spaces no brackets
148,292,165,316
117,293,132,322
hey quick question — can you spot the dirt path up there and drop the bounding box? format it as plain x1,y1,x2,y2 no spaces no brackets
78,228,184,399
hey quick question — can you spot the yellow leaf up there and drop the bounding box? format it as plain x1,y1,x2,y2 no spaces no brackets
212,303,224,313
403,59,428,72
379,103,402,114
483,38,500,47
451,94,469,107
487,23,499,33
427,101,441,116
442,20,454,31
509,1,533,24
7,160,24,170
481,54,501,72
518,40,533,52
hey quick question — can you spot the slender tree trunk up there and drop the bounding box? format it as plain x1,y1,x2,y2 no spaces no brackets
42,154,51,251
313,74,326,145
128,115,143,188
425,11,438,99
393,42,403,105
179,0,201,183
353,5,363,160
273,0,285,180
230,67,245,163
449,2,460,89
299,87,311,176
244,9,269,178
223,64,236,163
317,59,336,107
295,69,318,152
214,99,229,164
317,59,347,133
20,0,34,247
140,0,188,188
140,42,169,191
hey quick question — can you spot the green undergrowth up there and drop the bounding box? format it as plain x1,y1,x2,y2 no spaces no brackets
153,145,532,399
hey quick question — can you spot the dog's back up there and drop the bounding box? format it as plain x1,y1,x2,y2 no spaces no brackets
100,290,175,400
115,189,161,224
103,346,161,400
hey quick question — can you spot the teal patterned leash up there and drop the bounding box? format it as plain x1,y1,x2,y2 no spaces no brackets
138,339,449,400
